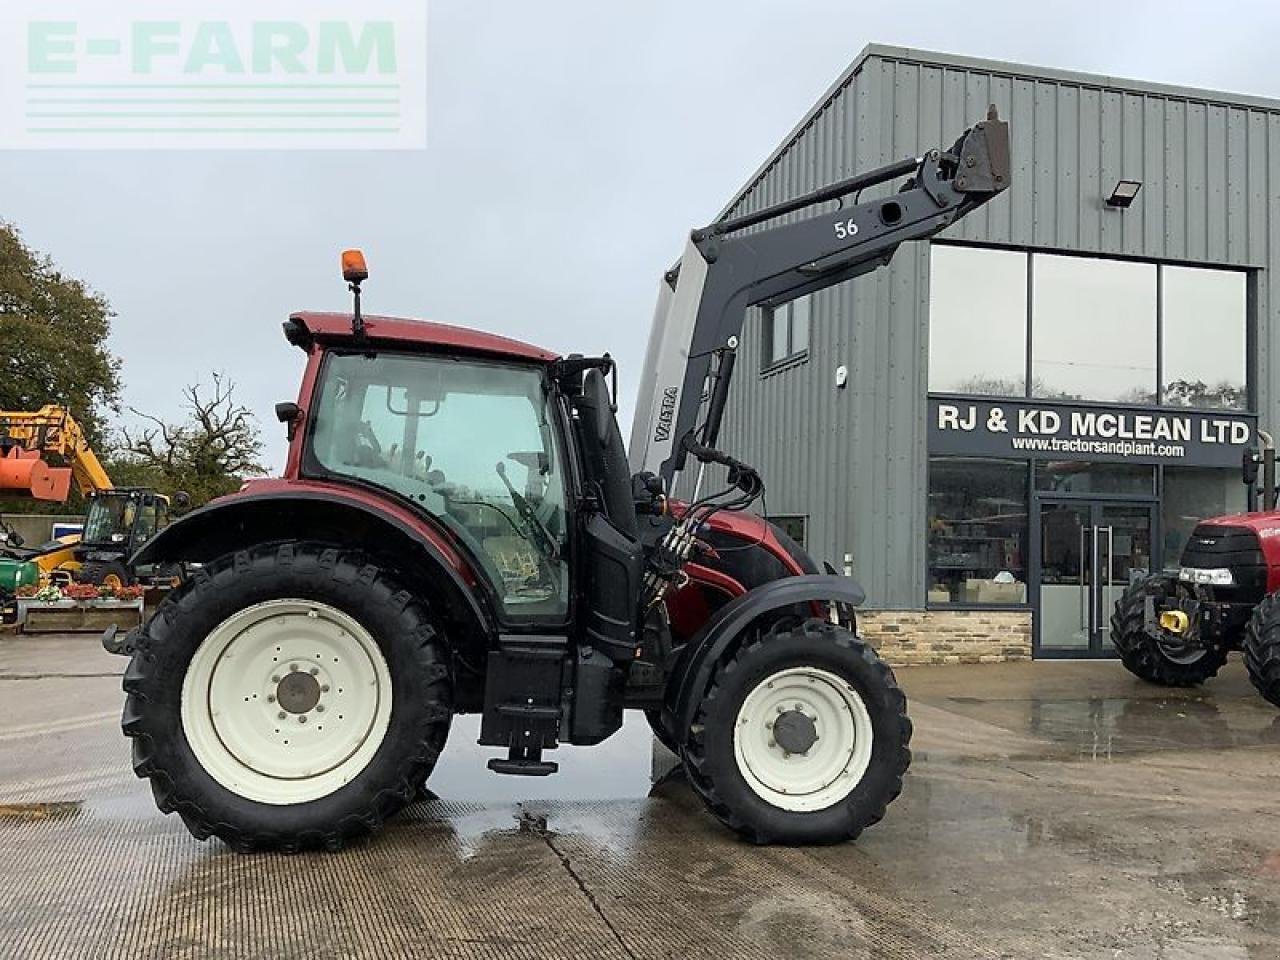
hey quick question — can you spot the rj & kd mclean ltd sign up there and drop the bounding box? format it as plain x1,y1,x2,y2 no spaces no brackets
927,396,1255,468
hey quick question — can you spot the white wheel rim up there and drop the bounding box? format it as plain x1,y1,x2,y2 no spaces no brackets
732,666,874,813
181,599,393,805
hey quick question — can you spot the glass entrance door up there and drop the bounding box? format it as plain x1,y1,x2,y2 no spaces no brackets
1036,499,1156,657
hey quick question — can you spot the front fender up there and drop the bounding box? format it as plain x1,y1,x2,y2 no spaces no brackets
669,574,866,740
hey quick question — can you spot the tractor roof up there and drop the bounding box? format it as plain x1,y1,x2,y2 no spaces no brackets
288,312,559,363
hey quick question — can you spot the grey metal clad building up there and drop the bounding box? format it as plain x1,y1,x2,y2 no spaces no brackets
699,44,1278,660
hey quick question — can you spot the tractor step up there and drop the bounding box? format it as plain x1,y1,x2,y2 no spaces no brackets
487,756,559,777
479,636,567,767
496,703,561,721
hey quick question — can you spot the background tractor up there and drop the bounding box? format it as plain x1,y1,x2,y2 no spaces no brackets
105,112,1010,852
0,406,182,589
1113,441,1280,708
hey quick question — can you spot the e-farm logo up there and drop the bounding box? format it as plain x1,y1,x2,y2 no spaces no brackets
0,1,427,149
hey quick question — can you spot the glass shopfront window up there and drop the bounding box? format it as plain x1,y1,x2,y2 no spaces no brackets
1031,254,1157,404
928,246,1028,396
928,458,1028,605
1033,462,1155,496
927,246,1249,411
1162,266,1248,410
1162,467,1248,564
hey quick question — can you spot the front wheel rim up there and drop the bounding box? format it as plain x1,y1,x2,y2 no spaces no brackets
1156,637,1209,665
181,599,393,805
732,666,874,813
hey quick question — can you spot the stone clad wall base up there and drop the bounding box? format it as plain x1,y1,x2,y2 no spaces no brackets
858,610,1032,666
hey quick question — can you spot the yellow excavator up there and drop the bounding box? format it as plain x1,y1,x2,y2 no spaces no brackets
0,406,179,589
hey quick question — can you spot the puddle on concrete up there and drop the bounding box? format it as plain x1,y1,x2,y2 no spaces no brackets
939,691,1280,761
1026,696,1280,760
426,712,655,803
0,800,82,821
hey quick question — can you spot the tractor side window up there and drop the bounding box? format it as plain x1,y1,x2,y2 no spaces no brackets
309,352,570,622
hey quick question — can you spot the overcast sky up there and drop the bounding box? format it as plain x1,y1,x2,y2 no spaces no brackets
4,0,1280,470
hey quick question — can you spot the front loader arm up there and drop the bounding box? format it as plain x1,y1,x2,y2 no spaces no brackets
630,107,1011,485
0,405,115,498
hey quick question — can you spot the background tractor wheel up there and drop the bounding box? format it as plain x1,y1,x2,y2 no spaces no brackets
121,541,452,853
682,618,911,845
78,560,134,591
1243,592,1280,709
1111,574,1228,687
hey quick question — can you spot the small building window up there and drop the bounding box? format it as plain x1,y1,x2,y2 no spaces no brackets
767,515,807,549
928,457,1028,605
762,296,810,368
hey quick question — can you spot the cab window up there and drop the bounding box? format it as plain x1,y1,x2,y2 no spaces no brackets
309,352,569,621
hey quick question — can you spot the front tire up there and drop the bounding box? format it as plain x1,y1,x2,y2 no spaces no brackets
79,559,134,591
683,619,911,844
645,708,681,756
1243,592,1280,709
122,542,452,852
1111,575,1228,687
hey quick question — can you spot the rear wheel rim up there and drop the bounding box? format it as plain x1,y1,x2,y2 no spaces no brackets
181,599,393,805
732,666,873,813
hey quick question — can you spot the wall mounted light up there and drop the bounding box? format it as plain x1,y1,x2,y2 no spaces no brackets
1105,179,1143,208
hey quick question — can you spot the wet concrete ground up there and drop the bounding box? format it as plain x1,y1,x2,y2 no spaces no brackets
2,634,1279,959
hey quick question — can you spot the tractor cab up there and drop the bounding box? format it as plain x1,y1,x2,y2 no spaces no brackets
305,348,574,621
76,488,176,587
83,488,168,553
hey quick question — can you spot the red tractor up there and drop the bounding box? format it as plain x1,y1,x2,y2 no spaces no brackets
1112,469,1280,707
104,113,1011,851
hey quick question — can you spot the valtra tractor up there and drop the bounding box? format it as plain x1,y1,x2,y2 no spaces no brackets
1112,444,1280,708
104,111,1011,852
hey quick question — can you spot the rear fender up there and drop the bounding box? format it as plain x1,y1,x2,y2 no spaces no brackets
131,491,496,638
668,574,866,740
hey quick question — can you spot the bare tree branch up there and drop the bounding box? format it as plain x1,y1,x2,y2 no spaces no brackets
113,373,265,505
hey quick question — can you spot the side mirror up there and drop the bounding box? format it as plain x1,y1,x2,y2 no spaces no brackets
1243,447,1261,486
275,402,303,441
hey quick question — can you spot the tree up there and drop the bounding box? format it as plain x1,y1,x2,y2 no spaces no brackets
0,222,121,444
115,373,267,506
1162,378,1246,410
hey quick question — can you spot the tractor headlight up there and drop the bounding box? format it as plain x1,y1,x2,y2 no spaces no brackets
1178,566,1235,586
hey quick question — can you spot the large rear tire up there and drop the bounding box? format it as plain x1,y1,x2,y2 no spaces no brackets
682,619,911,845
1111,574,1228,687
122,542,452,852
1243,592,1280,709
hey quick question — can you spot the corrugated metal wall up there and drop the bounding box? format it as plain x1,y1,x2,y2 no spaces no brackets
704,46,1280,609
